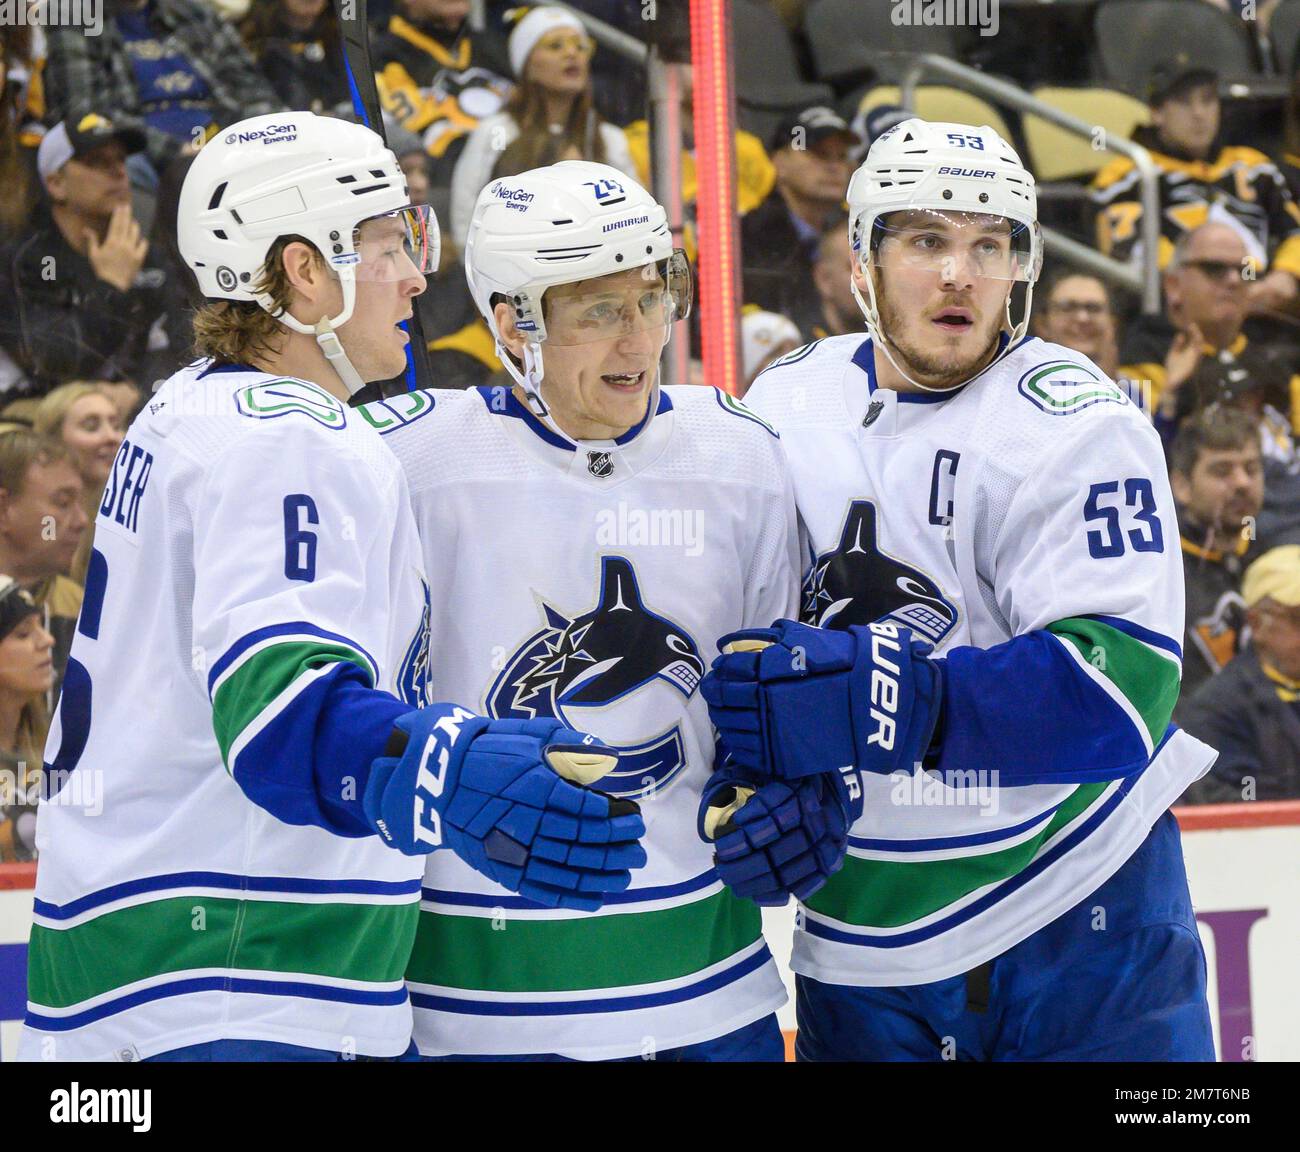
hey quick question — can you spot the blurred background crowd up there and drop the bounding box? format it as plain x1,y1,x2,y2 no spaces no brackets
1,0,1298,859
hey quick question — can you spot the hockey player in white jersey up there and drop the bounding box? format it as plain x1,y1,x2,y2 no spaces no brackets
700,120,1219,1060
374,161,809,1060
21,114,644,1063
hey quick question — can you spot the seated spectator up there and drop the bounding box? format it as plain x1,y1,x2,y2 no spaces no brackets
1092,59,1300,318
740,308,801,394
449,6,636,253
375,0,512,183
624,73,775,265
239,0,350,116
425,314,499,391
143,150,202,388
803,217,860,341
0,430,88,696
1034,269,1122,379
1169,408,1263,718
742,107,855,330
0,116,170,397
0,575,51,862
34,383,125,584
847,103,911,168
1181,545,1300,803
42,0,281,180
1121,224,1300,432
0,25,38,245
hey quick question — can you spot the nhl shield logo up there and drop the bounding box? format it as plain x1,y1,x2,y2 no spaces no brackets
863,399,885,428
587,450,614,478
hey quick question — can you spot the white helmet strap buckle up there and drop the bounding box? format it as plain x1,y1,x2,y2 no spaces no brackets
313,315,366,396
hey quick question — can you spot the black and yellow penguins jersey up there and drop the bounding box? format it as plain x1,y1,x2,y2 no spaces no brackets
373,15,512,159
1091,138,1300,277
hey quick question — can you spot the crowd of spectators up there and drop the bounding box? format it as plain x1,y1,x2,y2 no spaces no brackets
0,1,1297,857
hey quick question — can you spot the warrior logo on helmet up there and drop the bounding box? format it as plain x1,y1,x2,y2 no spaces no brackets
487,555,704,800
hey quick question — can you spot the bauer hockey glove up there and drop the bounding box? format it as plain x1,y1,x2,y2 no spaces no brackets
701,618,943,781
698,759,854,906
365,705,647,911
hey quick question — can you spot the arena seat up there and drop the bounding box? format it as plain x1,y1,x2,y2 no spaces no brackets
1093,0,1260,96
804,0,959,86
1268,0,1300,77
1023,87,1150,182
733,0,833,112
855,85,1012,143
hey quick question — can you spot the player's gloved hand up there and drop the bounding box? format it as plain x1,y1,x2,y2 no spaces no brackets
697,761,854,906
701,618,943,780
365,705,647,911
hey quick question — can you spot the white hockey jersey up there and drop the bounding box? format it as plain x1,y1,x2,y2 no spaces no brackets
373,382,798,1059
744,334,1218,987
21,362,430,1061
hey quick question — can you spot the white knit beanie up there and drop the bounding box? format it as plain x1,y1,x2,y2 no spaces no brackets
508,6,588,79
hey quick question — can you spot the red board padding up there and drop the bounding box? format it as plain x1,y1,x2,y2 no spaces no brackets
0,863,36,890
1173,800,1300,831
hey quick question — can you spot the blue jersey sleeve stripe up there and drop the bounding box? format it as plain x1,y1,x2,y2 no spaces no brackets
1081,613,1183,661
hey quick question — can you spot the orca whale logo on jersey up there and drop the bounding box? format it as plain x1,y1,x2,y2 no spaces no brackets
487,556,704,799
587,450,614,478
396,578,431,708
801,500,957,645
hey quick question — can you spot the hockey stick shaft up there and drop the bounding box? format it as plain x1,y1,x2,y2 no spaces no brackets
333,0,434,394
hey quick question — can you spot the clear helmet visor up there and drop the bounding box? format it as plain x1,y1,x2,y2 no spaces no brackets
866,210,1038,284
348,203,440,283
537,249,693,348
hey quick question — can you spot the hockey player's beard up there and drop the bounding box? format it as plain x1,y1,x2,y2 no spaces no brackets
877,288,1004,391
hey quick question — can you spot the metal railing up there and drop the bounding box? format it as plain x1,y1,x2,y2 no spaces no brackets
897,53,1163,314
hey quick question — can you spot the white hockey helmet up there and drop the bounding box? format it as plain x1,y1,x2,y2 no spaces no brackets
463,160,690,424
178,112,438,392
847,118,1042,385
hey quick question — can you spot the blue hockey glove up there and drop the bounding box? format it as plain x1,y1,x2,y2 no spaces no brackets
701,618,943,780
365,705,647,911
697,761,852,906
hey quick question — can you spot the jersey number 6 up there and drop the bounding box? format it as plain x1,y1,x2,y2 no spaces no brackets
1084,478,1164,559
284,494,319,582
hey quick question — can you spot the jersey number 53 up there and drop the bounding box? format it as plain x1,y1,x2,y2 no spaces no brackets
1083,478,1164,559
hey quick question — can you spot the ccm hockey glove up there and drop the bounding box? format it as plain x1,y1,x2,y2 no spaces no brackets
701,618,943,781
697,760,854,906
365,705,647,911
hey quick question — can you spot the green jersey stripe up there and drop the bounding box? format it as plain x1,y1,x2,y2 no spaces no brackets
211,640,375,767
407,888,762,993
805,781,1109,928
1047,617,1180,748
28,896,418,1010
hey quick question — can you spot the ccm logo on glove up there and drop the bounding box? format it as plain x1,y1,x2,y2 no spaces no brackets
413,705,476,847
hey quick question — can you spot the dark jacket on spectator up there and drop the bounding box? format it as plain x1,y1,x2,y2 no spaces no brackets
0,207,169,393
1180,649,1300,803
741,194,824,340
43,0,280,171
373,12,511,173
1176,527,1252,724
242,8,350,116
